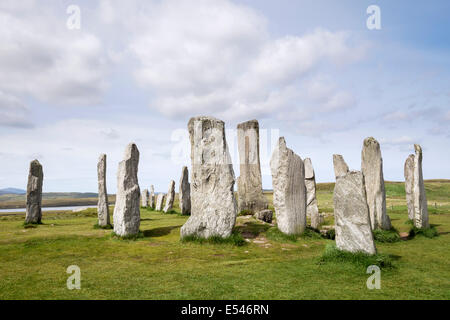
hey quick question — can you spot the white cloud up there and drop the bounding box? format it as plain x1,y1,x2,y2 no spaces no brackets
0,4,108,106
111,0,366,122
0,91,32,128
379,136,415,146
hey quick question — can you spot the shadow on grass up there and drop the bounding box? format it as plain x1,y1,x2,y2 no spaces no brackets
318,244,397,270
143,225,182,238
235,222,271,239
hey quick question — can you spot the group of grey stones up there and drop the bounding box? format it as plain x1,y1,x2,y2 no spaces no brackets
333,138,429,255
23,116,430,256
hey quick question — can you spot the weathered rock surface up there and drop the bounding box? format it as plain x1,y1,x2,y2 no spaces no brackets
333,170,376,255
163,180,175,213
413,145,429,228
404,154,415,220
155,193,166,211
113,143,141,237
179,166,191,215
97,154,110,227
270,137,307,235
25,160,43,224
333,154,349,178
237,120,268,214
361,137,391,230
304,158,320,229
180,116,238,239
141,189,149,207
149,185,155,209
311,212,325,230
254,209,273,223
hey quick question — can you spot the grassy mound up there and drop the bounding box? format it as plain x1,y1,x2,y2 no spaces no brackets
373,229,401,243
319,244,394,269
93,223,113,230
111,231,145,240
181,230,246,246
23,221,43,229
409,225,439,239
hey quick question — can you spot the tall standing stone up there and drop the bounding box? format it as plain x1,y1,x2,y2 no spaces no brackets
97,154,110,227
270,137,307,235
361,137,391,230
155,193,165,211
236,120,268,214
404,154,415,220
179,166,191,215
25,160,43,224
180,116,237,239
113,143,140,237
141,189,149,207
334,170,376,255
413,144,429,229
333,154,349,178
163,180,175,213
149,185,155,209
304,158,321,229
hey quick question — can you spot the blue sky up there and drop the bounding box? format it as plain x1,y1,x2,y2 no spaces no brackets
0,0,449,192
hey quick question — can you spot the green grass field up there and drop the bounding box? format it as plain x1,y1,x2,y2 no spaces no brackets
0,181,449,300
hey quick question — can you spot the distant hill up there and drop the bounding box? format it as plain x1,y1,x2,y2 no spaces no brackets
0,188,26,195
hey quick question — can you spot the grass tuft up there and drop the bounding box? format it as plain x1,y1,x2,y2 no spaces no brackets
409,225,439,239
373,228,401,243
265,227,298,242
181,230,246,246
300,227,324,239
23,221,42,228
319,244,394,269
93,223,113,230
111,231,144,240
163,210,178,215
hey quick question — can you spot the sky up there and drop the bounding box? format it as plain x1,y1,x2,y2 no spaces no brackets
0,0,449,193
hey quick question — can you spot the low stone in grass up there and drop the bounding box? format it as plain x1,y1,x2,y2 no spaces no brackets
253,209,273,223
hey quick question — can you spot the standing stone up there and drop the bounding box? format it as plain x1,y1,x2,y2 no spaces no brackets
113,143,140,237
97,154,110,227
141,189,149,207
163,180,175,213
179,166,191,215
155,193,166,211
413,144,429,229
404,154,415,220
270,137,307,235
333,154,349,178
180,116,237,239
333,170,376,255
25,160,43,224
304,158,321,229
149,185,155,209
236,120,268,214
361,137,391,230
